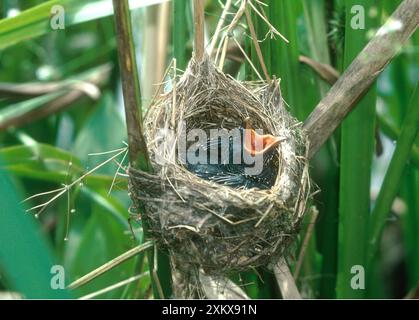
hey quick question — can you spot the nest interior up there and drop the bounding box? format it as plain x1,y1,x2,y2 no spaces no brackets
129,55,310,274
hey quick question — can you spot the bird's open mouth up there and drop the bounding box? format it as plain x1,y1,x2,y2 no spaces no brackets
243,118,282,156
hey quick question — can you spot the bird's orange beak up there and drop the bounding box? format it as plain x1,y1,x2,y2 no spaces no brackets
243,118,282,156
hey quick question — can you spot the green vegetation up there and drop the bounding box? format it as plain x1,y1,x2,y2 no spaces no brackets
0,0,417,299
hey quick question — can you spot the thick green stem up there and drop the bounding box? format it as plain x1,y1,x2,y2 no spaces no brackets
336,0,381,299
173,0,188,70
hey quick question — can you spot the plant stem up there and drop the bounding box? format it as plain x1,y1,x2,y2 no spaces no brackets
208,0,233,56
245,6,271,83
193,0,205,61
173,0,188,70
273,258,302,299
68,241,154,290
112,0,172,298
298,56,419,169
112,0,151,171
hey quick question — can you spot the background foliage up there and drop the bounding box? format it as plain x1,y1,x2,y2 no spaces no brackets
0,0,417,299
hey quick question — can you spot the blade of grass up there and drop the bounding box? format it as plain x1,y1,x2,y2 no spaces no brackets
302,0,332,98
79,271,148,299
268,0,307,120
301,0,339,299
81,188,131,232
68,241,153,289
402,164,419,290
336,0,381,299
381,8,419,292
173,0,188,71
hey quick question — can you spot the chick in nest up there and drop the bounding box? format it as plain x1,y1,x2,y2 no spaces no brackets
185,118,284,189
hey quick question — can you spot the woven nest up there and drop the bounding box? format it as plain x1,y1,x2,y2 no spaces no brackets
129,55,310,275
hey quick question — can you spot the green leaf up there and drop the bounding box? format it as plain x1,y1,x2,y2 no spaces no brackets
0,0,170,51
73,92,127,176
67,206,135,298
269,0,317,120
0,157,71,298
82,188,131,232
0,143,126,188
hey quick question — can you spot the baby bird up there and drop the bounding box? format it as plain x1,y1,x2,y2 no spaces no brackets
185,119,282,189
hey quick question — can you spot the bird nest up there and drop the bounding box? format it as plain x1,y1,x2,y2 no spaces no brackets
129,55,310,275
